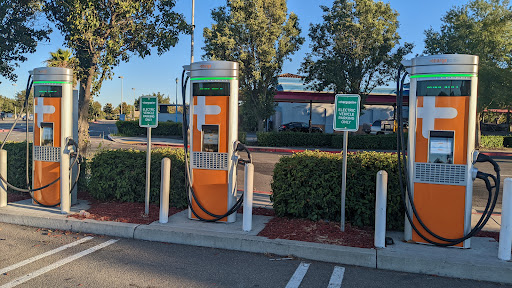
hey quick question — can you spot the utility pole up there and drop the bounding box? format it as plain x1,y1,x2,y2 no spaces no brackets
175,78,179,122
191,0,195,64
118,76,124,117
132,88,136,120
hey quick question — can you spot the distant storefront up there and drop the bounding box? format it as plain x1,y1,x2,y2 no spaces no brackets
272,74,409,133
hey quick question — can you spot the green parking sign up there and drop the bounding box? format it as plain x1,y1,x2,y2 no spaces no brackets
139,96,158,128
333,94,360,131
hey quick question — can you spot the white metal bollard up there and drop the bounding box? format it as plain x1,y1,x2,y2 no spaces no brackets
375,170,388,248
0,149,7,207
159,158,171,224
499,178,512,261
243,163,254,232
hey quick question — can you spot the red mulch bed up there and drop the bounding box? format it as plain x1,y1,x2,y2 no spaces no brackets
475,231,500,242
6,192,31,203
258,217,375,249
68,191,184,225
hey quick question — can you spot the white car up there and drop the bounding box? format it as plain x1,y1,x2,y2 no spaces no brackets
369,120,395,135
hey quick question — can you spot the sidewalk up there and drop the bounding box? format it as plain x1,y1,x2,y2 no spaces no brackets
0,199,510,284
107,134,512,156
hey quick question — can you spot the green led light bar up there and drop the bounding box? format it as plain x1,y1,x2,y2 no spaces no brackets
33,81,72,84
190,77,236,81
410,74,476,78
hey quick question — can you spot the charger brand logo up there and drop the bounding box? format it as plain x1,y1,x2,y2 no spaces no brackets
200,64,212,69
193,96,220,131
430,58,448,64
34,98,56,128
417,96,457,139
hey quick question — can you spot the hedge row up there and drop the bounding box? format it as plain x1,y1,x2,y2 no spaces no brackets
257,132,398,150
116,120,183,137
86,148,187,208
116,120,248,144
480,135,512,149
271,151,404,230
258,132,512,150
3,142,32,191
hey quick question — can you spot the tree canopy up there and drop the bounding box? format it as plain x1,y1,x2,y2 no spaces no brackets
203,0,304,131
300,0,412,103
424,0,512,110
44,0,189,152
0,0,50,83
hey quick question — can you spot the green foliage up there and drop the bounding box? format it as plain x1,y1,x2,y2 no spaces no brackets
87,148,187,208
203,0,304,131
238,131,247,144
480,135,512,148
134,92,170,110
424,0,512,110
271,151,404,230
115,120,183,137
44,0,190,152
256,132,399,150
3,142,32,192
0,0,51,83
0,95,16,113
332,134,399,150
300,0,412,103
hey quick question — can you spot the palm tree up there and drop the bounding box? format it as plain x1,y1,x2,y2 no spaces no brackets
45,48,79,87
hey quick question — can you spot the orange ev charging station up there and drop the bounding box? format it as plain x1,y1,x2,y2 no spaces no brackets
402,54,480,247
184,61,239,222
31,67,74,213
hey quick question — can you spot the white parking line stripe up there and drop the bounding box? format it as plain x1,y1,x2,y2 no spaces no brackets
327,266,345,288
0,236,93,275
0,239,117,288
285,262,310,288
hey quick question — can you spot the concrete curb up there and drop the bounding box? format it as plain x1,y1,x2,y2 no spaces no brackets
376,233,512,284
133,224,376,268
0,208,138,239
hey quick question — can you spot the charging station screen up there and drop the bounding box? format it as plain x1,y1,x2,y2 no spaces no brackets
41,123,54,146
417,80,471,96
429,131,454,164
202,125,219,152
193,82,230,96
34,86,62,97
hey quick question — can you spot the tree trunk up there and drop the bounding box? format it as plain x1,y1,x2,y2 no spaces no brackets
475,112,481,149
257,116,265,132
78,70,94,157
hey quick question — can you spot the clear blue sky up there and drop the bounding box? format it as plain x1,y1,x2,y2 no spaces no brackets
0,0,463,107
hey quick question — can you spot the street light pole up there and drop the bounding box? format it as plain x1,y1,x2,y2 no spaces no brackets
191,0,195,64
175,78,179,122
132,88,136,120
118,76,124,117
12,84,17,118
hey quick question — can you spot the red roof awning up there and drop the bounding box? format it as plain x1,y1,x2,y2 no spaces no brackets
274,91,408,105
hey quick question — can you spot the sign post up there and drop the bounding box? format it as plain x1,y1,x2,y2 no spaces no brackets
333,94,360,231
139,96,158,215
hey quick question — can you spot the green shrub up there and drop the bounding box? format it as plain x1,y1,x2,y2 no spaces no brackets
256,131,400,150
3,142,32,192
332,134,399,150
505,136,512,147
87,148,187,208
238,131,247,144
271,150,404,230
480,136,504,149
116,120,183,137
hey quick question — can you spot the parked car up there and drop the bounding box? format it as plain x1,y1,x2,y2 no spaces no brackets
22,114,33,121
278,122,323,133
369,120,395,135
